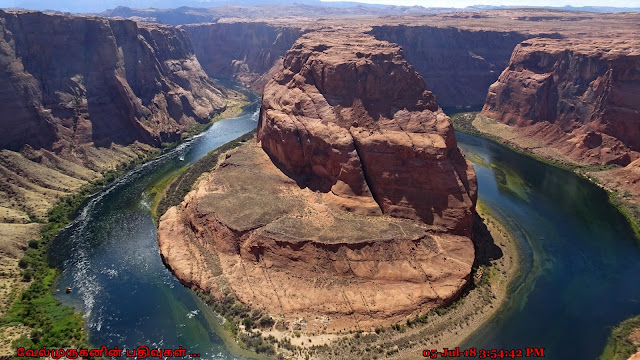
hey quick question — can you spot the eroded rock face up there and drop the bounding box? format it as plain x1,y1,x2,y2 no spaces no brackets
369,25,533,109
158,30,478,333
158,141,475,333
258,31,477,236
482,38,640,166
182,22,303,91
0,10,229,152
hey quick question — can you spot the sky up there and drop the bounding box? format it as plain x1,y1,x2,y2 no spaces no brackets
321,0,640,6
0,0,638,13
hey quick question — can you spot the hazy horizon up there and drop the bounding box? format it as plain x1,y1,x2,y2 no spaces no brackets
323,0,640,8
0,0,638,13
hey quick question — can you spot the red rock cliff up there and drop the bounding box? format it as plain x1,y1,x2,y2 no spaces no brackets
0,10,230,152
482,37,640,166
181,22,303,90
369,25,536,109
258,30,477,236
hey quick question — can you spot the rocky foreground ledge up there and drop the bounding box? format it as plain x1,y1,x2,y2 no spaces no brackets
158,30,477,333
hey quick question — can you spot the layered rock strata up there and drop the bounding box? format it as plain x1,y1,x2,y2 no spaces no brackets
258,31,477,235
0,9,236,258
182,22,303,91
159,31,477,333
482,37,640,167
0,10,230,152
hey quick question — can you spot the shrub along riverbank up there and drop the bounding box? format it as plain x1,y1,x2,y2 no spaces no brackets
1,152,160,355
450,111,640,360
0,104,250,357
599,315,640,360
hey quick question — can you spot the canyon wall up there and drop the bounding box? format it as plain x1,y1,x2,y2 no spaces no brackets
182,22,532,108
369,25,534,109
482,38,640,166
183,22,543,109
0,10,230,152
0,11,236,330
181,22,303,90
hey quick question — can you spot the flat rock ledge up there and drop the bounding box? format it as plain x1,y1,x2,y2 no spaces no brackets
158,141,474,333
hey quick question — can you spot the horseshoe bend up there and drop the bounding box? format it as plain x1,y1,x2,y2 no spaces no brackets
157,30,478,333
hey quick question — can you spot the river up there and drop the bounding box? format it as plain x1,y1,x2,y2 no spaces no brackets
48,101,640,359
457,132,640,359
50,88,262,359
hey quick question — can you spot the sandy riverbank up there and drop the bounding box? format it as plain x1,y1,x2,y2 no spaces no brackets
393,201,519,358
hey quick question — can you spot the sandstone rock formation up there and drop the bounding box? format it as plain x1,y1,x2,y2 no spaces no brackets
0,10,230,152
369,26,534,109
182,22,303,91
258,31,477,235
482,37,640,166
159,142,476,332
158,31,477,333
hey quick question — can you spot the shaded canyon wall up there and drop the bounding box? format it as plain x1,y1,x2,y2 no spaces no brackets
0,10,230,152
181,22,303,91
369,25,537,109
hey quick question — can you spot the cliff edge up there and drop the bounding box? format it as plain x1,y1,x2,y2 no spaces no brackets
482,37,640,167
0,10,230,152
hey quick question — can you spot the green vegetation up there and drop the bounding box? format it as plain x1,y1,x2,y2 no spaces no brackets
0,96,252,358
148,171,183,218
4,269,86,351
450,112,483,136
154,130,256,223
195,291,277,357
450,111,640,241
0,151,165,357
600,314,640,360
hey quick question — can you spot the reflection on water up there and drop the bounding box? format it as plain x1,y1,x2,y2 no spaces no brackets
50,92,260,359
457,132,640,359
